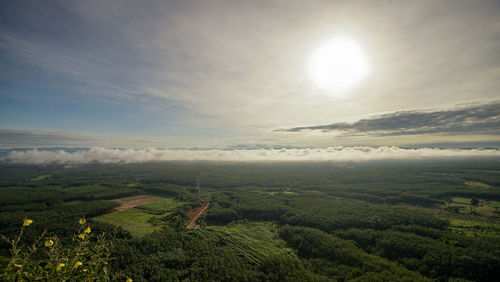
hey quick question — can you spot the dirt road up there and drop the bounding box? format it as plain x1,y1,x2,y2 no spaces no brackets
186,199,209,230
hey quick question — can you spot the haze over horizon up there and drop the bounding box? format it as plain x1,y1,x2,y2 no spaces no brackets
1,0,500,150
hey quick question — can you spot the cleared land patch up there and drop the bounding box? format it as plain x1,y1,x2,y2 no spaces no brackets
195,221,295,264
111,195,164,212
96,196,186,237
465,181,491,188
450,219,500,238
135,198,186,214
30,175,50,181
451,197,475,205
451,196,500,208
264,191,299,195
446,197,500,218
97,208,158,237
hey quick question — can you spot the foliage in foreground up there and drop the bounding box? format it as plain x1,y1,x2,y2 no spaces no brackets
1,218,129,281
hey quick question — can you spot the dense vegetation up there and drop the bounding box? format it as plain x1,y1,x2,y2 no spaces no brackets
1,218,117,281
1,159,499,281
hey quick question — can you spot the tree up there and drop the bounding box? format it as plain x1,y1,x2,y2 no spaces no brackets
470,198,479,206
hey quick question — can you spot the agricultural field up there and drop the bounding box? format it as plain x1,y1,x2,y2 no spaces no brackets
195,221,294,264
447,196,500,218
450,196,500,207
30,174,50,181
465,181,491,188
97,208,159,237
263,191,299,196
96,197,186,237
450,218,500,238
111,195,165,212
135,198,186,214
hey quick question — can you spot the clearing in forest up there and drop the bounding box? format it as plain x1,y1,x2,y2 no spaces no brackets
111,195,165,212
96,196,185,237
195,221,295,264
465,181,491,188
97,208,158,237
30,174,50,181
450,219,500,237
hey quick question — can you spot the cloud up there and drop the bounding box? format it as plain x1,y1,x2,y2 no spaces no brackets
2,147,499,165
277,102,500,136
0,129,286,149
3,0,500,136
0,130,95,147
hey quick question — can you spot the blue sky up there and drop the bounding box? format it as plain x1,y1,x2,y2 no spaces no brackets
1,0,500,148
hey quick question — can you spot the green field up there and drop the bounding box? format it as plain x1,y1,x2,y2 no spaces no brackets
96,198,186,237
451,196,500,208
135,198,185,214
263,191,299,195
196,221,295,264
450,218,500,237
30,174,50,181
465,181,491,188
97,208,158,237
451,196,474,205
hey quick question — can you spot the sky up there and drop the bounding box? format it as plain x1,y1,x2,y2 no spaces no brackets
1,0,500,149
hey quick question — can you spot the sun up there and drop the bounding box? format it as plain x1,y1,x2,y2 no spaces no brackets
309,38,368,91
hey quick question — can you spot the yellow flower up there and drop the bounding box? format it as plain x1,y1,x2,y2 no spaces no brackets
73,262,82,269
126,278,133,282
84,227,91,234
78,233,85,240
83,269,88,272
79,218,86,225
56,263,65,271
23,219,33,226
44,240,54,247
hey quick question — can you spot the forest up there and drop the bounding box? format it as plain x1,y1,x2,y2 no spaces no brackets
1,159,499,281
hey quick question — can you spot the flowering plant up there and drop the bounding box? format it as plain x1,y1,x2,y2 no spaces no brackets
0,218,115,281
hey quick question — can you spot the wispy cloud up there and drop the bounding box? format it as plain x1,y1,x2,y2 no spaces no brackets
2,147,499,165
0,129,118,148
2,0,500,137
277,102,500,136
0,129,279,149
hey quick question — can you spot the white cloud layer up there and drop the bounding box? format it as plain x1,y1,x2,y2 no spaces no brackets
2,147,500,165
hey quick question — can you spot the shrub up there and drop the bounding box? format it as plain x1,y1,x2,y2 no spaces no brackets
1,218,131,281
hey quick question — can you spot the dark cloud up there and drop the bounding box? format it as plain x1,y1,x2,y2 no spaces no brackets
277,102,500,136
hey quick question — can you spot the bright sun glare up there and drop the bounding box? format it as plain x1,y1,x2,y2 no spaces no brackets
309,38,368,91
